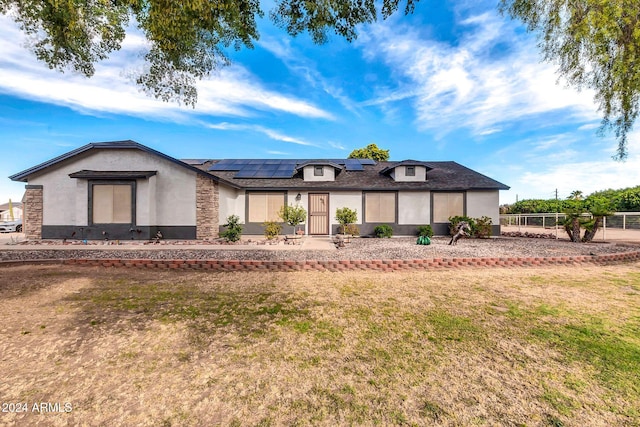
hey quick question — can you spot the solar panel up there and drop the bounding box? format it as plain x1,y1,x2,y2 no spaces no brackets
209,158,373,177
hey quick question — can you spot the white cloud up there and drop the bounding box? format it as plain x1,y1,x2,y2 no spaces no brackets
203,122,316,146
497,130,640,203
0,15,333,121
360,11,600,137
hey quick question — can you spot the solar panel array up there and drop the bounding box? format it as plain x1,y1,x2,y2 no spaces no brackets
209,159,375,178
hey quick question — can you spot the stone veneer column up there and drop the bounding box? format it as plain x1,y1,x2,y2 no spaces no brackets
23,185,43,240
196,175,219,240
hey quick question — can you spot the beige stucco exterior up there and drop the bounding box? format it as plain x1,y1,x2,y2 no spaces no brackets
466,190,500,224
26,149,198,227
303,165,336,181
398,191,430,225
391,165,427,182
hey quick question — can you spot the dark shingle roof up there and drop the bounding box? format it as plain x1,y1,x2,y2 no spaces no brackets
198,160,510,191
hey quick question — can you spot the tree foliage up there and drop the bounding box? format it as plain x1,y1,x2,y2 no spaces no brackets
0,0,418,106
499,0,640,160
348,143,390,162
506,185,640,214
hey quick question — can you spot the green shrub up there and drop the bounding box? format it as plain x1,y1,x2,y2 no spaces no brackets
262,221,282,240
279,204,307,233
374,224,393,238
335,207,358,234
475,216,492,238
417,225,434,238
344,224,360,236
221,215,243,242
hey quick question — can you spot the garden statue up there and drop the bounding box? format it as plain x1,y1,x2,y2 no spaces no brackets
449,221,471,245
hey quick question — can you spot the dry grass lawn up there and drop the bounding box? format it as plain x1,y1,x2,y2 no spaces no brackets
1,264,639,426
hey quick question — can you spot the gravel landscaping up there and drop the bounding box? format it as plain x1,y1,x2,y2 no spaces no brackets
1,236,637,263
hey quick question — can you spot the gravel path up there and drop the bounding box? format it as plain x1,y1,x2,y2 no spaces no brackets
1,237,637,262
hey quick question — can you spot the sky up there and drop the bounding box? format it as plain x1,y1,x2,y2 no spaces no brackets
1,0,640,206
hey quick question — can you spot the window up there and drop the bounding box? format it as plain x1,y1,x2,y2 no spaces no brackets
432,192,464,223
314,166,324,176
406,166,415,176
247,192,285,222
91,184,133,224
365,192,396,222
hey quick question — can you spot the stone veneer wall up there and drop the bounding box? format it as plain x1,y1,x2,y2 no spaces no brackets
23,185,43,240
196,175,219,240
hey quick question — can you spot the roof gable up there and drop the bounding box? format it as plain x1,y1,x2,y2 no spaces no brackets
9,140,222,184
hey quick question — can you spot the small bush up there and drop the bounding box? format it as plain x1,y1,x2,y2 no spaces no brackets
335,207,358,234
417,225,434,238
374,224,393,238
263,221,282,240
475,216,492,238
344,224,360,236
279,204,307,233
221,215,243,242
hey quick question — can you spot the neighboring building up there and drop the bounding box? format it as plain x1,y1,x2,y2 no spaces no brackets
9,140,509,240
0,201,23,222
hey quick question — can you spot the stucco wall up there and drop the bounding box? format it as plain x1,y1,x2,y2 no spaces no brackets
398,191,430,224
329,192,363,227
27,149,197,226
392,166,427,182
303,166,336,181
466,190,500,223
219,184,244,224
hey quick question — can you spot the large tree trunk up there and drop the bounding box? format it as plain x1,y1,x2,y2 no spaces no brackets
582,217,603,242
564,217,582,242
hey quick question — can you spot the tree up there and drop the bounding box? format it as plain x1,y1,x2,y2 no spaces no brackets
348,143,390,162
335,207,358,234
278,203,307,234
582,196,614,242
0,0,418,106
499,0,640,160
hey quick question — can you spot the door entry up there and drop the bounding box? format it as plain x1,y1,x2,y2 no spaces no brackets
308,193,329,235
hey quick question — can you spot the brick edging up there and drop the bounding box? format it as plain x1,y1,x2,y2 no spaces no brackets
2,250,640,271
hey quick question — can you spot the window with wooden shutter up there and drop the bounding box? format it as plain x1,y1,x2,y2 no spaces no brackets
432,192,464,222
365,192,396,223
92,184,132,224
247,192,285,222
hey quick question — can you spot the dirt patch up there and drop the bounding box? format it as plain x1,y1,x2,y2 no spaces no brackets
1,265,639,426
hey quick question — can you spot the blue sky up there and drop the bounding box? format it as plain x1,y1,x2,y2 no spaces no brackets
1,0,639,205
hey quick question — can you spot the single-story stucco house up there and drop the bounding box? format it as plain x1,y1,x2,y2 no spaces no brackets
9,140,509,240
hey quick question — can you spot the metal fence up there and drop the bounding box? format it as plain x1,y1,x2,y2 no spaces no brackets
500,212,640,230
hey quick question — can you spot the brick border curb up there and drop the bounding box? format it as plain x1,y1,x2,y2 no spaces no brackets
3,250,639,271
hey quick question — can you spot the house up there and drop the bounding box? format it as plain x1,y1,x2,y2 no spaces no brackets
9,140,509,240
0,201,23,222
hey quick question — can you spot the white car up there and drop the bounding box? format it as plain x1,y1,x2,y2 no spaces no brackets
0,220,23,233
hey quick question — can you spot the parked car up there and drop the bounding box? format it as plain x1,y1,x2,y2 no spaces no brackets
0,220,22,233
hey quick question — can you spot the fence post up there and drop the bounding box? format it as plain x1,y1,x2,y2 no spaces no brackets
623,213,626,230
603,216,606,241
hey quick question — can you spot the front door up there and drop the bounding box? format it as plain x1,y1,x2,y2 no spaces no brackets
308,193,329,235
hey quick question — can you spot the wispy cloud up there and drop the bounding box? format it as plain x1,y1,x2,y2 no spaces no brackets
359,11,599,138
203,122,317,146
258,36,361,116
0,15,333,121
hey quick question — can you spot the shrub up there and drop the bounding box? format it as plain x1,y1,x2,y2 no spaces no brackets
221,215,243,242
417,225,434,238
262,221,282,240
279,204,307,233
475,216,492,239
374,224,393,238
335,207,358,234
344,224,360,236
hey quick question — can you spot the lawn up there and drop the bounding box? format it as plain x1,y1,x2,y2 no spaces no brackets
1,264,639,426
